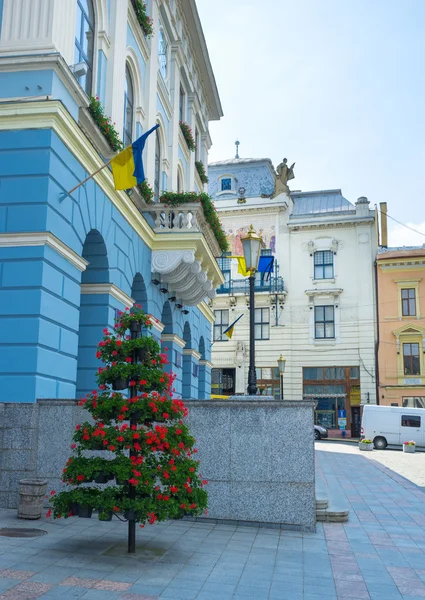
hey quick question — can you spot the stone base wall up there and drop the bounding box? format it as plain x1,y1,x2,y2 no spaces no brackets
0,399,315,531
185,399,315,531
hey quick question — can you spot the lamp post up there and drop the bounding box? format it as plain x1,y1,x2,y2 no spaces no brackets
277,354,286,400
241,225,262,395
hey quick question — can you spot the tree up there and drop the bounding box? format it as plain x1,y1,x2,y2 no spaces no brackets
48,305,207,551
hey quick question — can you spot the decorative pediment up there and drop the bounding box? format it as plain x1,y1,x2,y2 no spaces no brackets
392,323,425,354
392,324,425,337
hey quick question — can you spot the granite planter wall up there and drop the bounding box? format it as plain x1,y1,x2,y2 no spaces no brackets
0,398,315,531
185,398,316,531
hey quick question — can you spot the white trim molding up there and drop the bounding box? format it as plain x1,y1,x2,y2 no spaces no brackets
183,349,201,360
80,283,134,307
199,360,213,369
148,315,165,333
161,333,186,348
0,231,88,272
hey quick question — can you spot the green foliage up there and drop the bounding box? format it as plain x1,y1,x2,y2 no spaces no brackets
195,161,208,184
137,179,154,204
48,305,208,527
159,192,228,252
130,0,154,38
88,96,123,152
179,121,196,152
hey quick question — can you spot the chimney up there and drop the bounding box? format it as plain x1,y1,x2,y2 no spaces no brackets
355,196,370,217
380,202,388,247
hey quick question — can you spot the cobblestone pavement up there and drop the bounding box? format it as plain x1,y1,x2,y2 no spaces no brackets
0,443,424,600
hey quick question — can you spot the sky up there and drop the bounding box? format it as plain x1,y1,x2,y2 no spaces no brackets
196,0,425,247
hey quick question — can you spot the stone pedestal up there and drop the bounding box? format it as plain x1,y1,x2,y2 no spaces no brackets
185,398,316,531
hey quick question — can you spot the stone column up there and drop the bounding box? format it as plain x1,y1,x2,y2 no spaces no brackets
76,284,134,397
161,334,185,399
198,359,212,400
182,349,200,399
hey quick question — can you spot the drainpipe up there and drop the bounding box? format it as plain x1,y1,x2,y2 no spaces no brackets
374,259,380,405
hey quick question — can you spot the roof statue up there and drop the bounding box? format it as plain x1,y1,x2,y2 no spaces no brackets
274,158,295,196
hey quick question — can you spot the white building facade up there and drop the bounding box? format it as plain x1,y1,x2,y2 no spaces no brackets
209,158,377,437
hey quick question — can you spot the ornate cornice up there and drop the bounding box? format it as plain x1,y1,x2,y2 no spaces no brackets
289,216,374,231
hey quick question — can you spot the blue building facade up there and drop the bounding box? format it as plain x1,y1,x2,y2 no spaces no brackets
0,0,223,403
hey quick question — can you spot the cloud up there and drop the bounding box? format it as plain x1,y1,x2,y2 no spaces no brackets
388,222,425,248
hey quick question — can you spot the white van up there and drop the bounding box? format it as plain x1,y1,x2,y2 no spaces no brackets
361,405,425,449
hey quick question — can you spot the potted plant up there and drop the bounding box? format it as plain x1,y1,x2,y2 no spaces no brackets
359,438,373,451
403,440,416,453
66,488,101,519
195,161,208,184
88,96,123,152
137,180,154,204
179,121,195,152
48,305,208,544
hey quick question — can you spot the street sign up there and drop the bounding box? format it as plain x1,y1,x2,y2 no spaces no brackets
338,417,347,429
338,410,346,418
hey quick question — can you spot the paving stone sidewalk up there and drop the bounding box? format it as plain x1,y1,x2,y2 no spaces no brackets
0,444,424,600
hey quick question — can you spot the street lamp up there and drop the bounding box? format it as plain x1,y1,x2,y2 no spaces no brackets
277,354,286,400
241,225,262,395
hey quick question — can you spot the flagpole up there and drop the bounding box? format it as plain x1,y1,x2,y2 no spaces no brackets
66,156,116,197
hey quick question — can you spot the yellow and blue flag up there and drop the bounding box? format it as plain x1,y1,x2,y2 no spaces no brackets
228,256,249,277
222,314,244,339
111,124,159,190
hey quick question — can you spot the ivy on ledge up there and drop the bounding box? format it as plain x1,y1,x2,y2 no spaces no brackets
195,161,208,184
179,122,195,152
130,0,154,38
159,192,228,253
88,96,123,152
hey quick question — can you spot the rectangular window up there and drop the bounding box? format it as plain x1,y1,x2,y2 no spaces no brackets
256,367,280,399
403,343,420,375
217,253,231,292
174,350,182,368
314,250,334,279
401,415,421,428
402,397,425,408
213,309,229,341
314,306,335,339
211,368,235,395
255,308,270,340
221,178,232,191
401,288,416,316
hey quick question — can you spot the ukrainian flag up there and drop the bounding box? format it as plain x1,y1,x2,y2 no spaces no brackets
222,314,244,339
111,124,159,190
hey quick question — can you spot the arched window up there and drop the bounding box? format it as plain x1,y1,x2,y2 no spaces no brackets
158,29,168,80
154,129,161,201
177,170,182,193
123,65,134,147
74,0,95,95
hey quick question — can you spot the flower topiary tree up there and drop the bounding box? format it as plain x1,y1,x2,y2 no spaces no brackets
48,305,208,552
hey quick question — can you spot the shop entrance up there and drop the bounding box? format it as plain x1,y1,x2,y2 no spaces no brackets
351,406,361,437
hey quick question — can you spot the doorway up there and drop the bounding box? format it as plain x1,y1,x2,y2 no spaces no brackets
351,406,361,438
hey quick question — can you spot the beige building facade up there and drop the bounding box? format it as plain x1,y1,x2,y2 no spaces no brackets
377,246,425,408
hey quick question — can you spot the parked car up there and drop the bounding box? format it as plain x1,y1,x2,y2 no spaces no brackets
361,404,425,449
314,425,328,440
